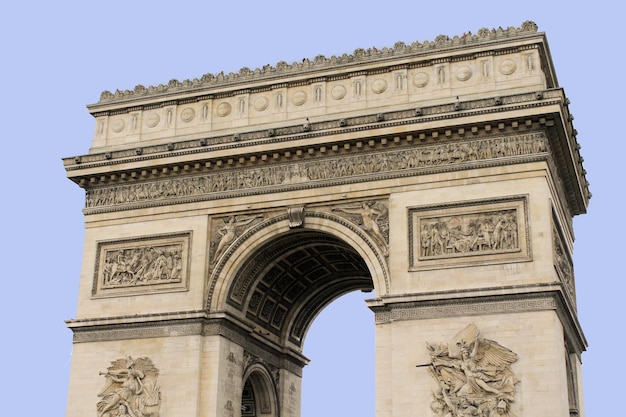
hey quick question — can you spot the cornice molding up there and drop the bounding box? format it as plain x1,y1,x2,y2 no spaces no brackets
90,22,542,109
368,283,587,355
66,89,560,170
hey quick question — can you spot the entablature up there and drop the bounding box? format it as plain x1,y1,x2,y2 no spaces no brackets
65,88,589,215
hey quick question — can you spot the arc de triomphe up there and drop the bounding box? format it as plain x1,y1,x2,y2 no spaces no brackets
63,21,589,417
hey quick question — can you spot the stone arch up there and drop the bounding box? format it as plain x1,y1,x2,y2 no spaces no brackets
207,210,389,348
241,362,278,417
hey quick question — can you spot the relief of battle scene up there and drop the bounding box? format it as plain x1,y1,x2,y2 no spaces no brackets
409,197,529,269
419,209,518,258
425,323,520,417
94,233,190,296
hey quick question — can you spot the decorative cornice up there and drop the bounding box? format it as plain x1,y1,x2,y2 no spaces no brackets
92,22,540,107
66,89,560,170
368,283,587,355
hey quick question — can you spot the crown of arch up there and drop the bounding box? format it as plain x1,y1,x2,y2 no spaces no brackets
207,211,388,348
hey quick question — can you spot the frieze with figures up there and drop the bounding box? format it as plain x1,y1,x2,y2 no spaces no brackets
84,133,548,211
409,196,530,270
93,232,191,297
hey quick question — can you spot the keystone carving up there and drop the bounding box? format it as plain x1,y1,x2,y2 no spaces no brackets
425,324,519,417
97,356,162,417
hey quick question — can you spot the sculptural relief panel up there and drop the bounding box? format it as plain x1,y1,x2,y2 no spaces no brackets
425,323,519,417
553,217,576,309
97,356,162,417
409,196,530,270
92,232,191,297
84,132,548,213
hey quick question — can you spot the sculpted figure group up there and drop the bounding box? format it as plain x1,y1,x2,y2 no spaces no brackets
420,210,518,257
97,356,161,417
102,244,183,288
85,134,547,210
426,324,519,417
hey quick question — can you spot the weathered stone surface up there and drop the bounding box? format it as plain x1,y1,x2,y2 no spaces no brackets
64,22,587,417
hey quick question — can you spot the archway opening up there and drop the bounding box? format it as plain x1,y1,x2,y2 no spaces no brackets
242,367,278,417
224,226,382,417
226,229,376,350
301,290,375,417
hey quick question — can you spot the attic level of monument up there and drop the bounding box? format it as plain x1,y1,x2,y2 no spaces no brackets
90,22,551,110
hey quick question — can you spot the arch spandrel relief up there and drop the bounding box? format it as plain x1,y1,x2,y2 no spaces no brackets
205,203,389,345
97,356,162,417
207,202,390,305
424,323,519,417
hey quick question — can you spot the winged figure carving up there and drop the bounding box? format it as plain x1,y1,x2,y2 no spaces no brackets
426,323,520,417
97,356,161,417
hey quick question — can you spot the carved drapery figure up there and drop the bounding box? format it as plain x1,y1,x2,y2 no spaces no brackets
425,324,519,417
97,356,161,417
333,201,389,256
212,215,264,264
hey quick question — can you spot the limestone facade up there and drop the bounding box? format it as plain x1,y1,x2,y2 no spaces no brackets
64,21,588,417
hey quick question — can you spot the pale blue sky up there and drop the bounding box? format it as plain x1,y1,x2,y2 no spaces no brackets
1,2,619,416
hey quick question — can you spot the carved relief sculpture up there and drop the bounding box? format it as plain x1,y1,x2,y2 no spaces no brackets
94,233,190,297
409,196,530,270
419,209,518,257
97,356,161,417
553,221,576,308
425,324,519,417
211,214,264,265
332,201,389,256
84,133,548,212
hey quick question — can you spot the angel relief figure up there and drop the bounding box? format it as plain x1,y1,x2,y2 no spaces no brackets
425,324,519,417
97,356,161,417
332,201,389,256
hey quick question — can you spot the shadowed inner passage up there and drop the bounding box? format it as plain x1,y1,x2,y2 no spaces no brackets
227,230,373,347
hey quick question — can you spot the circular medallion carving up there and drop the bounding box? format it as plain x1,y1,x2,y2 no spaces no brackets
413,72,430,88
292,91,307,106
499,59,517,75
372,78,387,94
180,107,195,123
254,96,269,111
216,102,232,117
145,113,160,128
331,85,347,100
111,119,125,133
456,65,472,81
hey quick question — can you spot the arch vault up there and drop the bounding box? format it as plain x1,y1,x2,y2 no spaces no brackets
64,22,589,417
